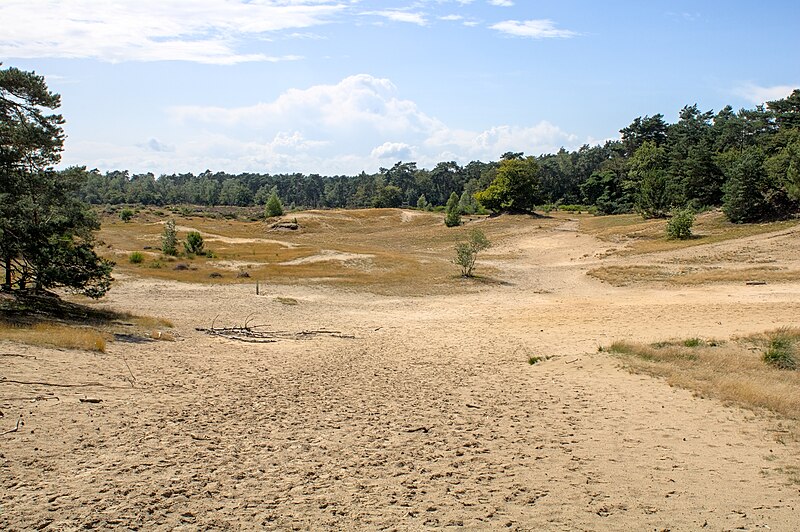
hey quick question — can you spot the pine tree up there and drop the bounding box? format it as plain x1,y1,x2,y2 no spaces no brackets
444,192,461,227
0,65,113,297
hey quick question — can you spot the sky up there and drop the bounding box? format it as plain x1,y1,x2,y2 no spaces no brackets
3,0,799,176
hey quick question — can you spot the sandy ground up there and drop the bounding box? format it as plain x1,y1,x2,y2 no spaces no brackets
2,220,800,530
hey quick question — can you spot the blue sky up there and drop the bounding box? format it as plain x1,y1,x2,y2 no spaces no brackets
3,0,799,176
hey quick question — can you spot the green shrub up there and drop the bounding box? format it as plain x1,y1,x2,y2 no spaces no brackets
184,231,205,256
666,208,695,240
129,251,144,264
763,330,797,370
120,208,134,222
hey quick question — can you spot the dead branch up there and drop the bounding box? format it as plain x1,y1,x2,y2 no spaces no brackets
3,416,23,436
122,356,136,387
0,377,126,389
196,322,355,343
1,353,37,359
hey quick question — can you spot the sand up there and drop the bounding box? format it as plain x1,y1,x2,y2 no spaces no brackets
2,220,799,530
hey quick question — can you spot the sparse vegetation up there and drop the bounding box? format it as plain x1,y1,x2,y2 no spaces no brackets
129,251,144,264
607,329,800,421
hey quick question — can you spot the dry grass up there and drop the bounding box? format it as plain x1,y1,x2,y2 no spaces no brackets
0,321,108,352
97,207,560,295
589,265,796,287
606,328,800,425
0,292,174,351
581,210,800,256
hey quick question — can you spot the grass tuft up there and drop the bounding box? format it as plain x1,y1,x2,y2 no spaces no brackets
762,328,798,370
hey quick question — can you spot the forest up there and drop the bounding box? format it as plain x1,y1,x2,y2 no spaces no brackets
76,90,800,224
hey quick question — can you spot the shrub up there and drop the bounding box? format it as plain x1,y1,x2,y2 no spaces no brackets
453,229,491,277
184,231,205,256
763,330,797,370
120,208,134,222
666,208,695,240
129,251,144,264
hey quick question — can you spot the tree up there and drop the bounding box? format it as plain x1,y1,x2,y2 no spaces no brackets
718,146,793,223
161,219,179,256
474,156,540,213
0,65,113,297
265,188,284,217
371,184,403,208
444,192,461,227
453,229,491,277
416,194,429,210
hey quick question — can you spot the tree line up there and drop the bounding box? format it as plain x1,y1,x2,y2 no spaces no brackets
78,90,800,223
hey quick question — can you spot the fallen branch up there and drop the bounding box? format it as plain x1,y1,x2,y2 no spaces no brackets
0,353,37,359
3,416,23,436
0,378,126,389
196,323,355,343
405,426,430,433
79,397,103,404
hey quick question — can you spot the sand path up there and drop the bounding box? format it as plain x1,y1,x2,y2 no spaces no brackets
2,223,799,530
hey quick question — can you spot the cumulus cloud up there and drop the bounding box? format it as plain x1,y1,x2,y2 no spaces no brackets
0,0,344,64
66,74,580,175
490,19,577,39
733,83,797,105
371,142,413,160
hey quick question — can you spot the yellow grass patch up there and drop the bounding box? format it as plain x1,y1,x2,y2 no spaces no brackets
0,321,108,352
607,329,800,426
589,265,797,287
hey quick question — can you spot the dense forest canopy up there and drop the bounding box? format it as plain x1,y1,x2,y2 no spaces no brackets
78,91,800,222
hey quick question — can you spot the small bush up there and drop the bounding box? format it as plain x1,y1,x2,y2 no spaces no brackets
209,272,223,278
683,337,703,348
763,330,797,370
120,208,134,222
184,231,205,256
129,251,145,264
666,208,695,240
173,263,189,271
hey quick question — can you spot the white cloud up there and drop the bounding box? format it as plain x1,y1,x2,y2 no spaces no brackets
0,0,344,64
66,74,580,175
490,19,577,39
371,142,413,159
734,83,797,105
488,0,514,6
361,10,428,26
